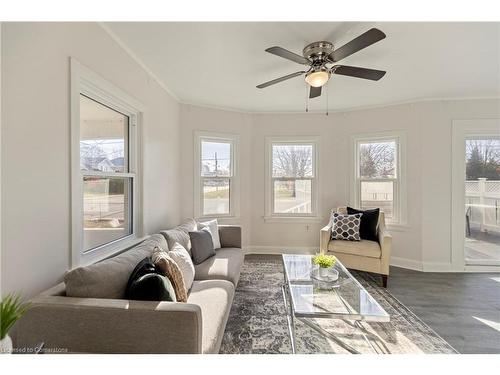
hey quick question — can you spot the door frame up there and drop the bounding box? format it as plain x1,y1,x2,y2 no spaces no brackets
451,119,500,271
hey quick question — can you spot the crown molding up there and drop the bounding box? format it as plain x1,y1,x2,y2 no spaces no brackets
99,22,180,101
181,96,500,116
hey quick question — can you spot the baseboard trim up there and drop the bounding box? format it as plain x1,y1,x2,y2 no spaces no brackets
464,265,500,272
243,248,498,273
243,246,317,255
422,261,453,272
244,248,425,272
390,256,423,271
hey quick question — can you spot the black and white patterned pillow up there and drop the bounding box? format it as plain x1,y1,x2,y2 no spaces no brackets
331,212,362,241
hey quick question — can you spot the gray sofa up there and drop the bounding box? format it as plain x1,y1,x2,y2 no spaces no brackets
14,225,243,354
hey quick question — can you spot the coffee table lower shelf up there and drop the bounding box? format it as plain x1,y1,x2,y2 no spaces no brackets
281,284,388,354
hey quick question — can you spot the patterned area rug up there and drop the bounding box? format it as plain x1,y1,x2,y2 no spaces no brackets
220,256,457,354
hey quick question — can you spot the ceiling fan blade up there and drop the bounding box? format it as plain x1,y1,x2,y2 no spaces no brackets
256,71,305,89
265,46,311,65
309,86,322,99
333,65,386,81
329,28,386,62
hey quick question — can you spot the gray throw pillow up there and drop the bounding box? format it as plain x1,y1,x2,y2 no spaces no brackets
189,229,215,265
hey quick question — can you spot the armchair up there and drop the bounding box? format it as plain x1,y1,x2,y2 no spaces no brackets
320,206,392,287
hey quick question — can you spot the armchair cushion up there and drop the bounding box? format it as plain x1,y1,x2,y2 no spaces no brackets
328,239,381,259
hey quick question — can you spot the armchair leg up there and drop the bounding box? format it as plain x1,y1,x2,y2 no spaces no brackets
381,275,388,288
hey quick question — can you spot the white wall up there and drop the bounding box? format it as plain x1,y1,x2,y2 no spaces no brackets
179,98,500,271
1,23,181,297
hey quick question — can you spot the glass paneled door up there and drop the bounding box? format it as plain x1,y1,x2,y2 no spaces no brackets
464,138,500,265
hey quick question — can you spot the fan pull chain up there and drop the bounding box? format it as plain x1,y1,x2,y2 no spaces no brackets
305,84,309,113
326,83,329,116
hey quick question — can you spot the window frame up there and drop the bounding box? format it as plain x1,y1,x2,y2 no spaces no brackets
194,131,240,220
265,137,321,222
71,59,144,267
351,132,406,226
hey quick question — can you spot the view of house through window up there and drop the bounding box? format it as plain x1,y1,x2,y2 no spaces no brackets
464,138,500,264
201,140,232,215
272,143,314,215
80,94,132,251
357,139,397,220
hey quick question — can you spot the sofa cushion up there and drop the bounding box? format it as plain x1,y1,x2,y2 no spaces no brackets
328,239,381,259
64,234,168,299
194,248,244,285
187,280,235,354
160,218,197,256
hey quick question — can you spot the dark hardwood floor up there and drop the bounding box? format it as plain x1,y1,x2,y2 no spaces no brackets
387,266,500,354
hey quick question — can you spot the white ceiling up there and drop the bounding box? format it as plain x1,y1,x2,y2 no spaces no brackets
104,22,500,112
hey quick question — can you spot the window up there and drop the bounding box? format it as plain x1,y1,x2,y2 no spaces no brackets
194,132,239,218
266,138,319,220
353,134,405,224
80,95,134,251
71,59,143,266
464,137,500,265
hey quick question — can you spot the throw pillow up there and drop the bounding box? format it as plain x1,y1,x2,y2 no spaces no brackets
125,257,176,302
347,207,380,241
331,212,362,241
198,219,221,249
151,247,188,302
189,228,215,265
128,274,177,302
169,242,195,290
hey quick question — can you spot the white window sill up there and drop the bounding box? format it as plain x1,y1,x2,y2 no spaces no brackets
196,216,241,224
76,235,148,268
263,216,324,224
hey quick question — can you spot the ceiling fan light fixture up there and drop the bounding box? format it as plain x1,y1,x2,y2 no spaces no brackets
305,70,330,87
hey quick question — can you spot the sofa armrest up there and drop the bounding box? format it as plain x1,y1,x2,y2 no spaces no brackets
13,296,202,354
320,224,332,253
378,223,392,276
218,225,241,249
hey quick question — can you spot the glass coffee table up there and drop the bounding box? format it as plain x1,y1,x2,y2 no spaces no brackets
282,254,390,354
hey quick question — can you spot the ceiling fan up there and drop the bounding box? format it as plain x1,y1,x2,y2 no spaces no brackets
256,28,387,99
